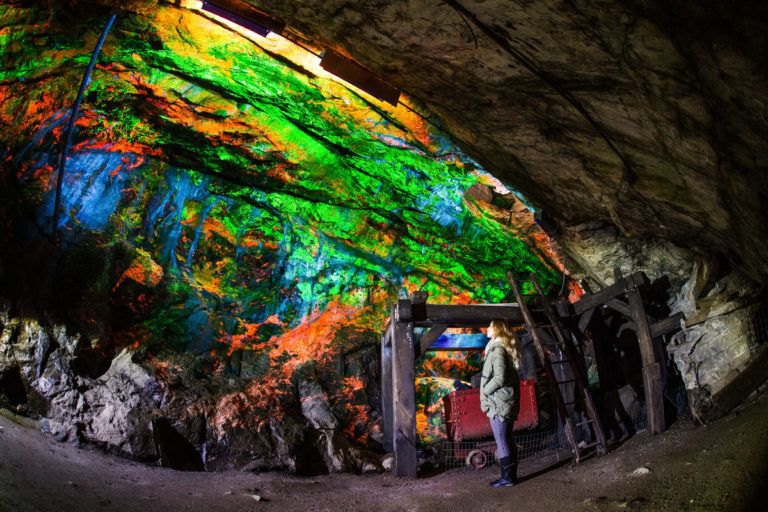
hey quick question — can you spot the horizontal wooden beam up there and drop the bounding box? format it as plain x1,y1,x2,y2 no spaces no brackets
621,312,684,339
650,313,684,338
202,0,285,34
399,303,527,325
572,272,646,314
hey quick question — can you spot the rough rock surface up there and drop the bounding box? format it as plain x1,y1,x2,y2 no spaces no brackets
246,0,768,287
667,259,765,414
0,303,373,473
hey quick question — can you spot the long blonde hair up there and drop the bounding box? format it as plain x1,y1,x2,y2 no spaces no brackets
489,319,521,369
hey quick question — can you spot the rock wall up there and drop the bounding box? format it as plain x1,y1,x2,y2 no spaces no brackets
0,302,388,472
667,259,765,417
0,1,559,468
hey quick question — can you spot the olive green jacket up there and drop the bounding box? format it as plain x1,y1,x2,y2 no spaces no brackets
480,339,521,422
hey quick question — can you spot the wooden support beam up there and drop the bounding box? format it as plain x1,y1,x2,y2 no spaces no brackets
408,304,528,326
627,285,665,434
392,301,417,478
605,298,632,318
383,315,394,348
417,324,448,357
577,307,595,334
649,313,684,339
620,312,684,339
572,272,645,314
381,307,394,452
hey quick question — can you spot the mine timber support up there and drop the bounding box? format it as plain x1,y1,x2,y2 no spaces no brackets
381,269,683,477
508,273,608,461
571,269,683,435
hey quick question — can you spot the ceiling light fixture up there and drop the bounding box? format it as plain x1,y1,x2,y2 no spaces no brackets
319,50,401,106
201,0,284,38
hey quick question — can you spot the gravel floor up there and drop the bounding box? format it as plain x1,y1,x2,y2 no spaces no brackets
1,395,766,512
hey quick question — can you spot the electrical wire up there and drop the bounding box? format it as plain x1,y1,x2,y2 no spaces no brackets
52,12,118,243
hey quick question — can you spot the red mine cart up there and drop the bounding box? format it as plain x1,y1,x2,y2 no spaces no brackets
443,379,538,468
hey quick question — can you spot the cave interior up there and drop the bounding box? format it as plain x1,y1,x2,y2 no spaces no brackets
1,0,767,490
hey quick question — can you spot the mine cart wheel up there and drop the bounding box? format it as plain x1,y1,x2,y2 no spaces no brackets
465,449,488,469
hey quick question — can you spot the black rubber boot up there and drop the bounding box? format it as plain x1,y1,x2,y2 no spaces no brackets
490,456,517,487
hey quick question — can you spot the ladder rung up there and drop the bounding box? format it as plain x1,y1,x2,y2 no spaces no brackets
579,441,601,450
575,419,595,427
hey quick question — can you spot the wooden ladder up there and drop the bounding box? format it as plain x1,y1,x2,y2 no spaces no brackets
508,272,608,462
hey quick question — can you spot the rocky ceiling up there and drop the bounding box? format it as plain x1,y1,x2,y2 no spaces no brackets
248,0,768,286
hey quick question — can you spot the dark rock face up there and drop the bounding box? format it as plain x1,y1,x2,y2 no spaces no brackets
248,0,768,285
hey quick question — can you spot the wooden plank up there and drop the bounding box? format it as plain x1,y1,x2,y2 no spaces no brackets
702,346,768,423
572,272,646,314
577,307,595,334
627,285,665,434
605,298,632,318
622,312,684,339
417,304,527,325
381,307,394,452
392,320,417,478
410,291,429,322
381,320,391,349
320,50,401,106
202,0,286,34
417,324,448,356
649,313,684,339
642,362,664,434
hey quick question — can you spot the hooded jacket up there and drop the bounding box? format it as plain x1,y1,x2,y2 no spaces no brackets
480,338,521,422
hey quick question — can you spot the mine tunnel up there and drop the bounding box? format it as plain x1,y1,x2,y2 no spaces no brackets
0,1,767,511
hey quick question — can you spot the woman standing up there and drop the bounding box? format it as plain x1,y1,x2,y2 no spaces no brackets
480,319,522,487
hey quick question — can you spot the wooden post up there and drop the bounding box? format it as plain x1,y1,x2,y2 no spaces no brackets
627,284,665,434
381,307,394,453
392,300,417,478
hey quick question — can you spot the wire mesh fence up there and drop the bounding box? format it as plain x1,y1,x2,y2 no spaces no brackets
441,405,651,470
441,428,568,470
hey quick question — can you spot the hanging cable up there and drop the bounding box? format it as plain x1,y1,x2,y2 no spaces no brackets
52,12,118,243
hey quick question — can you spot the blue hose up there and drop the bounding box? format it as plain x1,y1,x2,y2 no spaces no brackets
52,13,117,241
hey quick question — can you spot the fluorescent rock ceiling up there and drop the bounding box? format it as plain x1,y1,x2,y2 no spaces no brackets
0,2,559,445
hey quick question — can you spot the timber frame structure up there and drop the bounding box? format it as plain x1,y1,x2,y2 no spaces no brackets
380,270,683,478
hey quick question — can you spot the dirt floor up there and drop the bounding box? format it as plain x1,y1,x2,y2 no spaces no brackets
1,396,767,512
